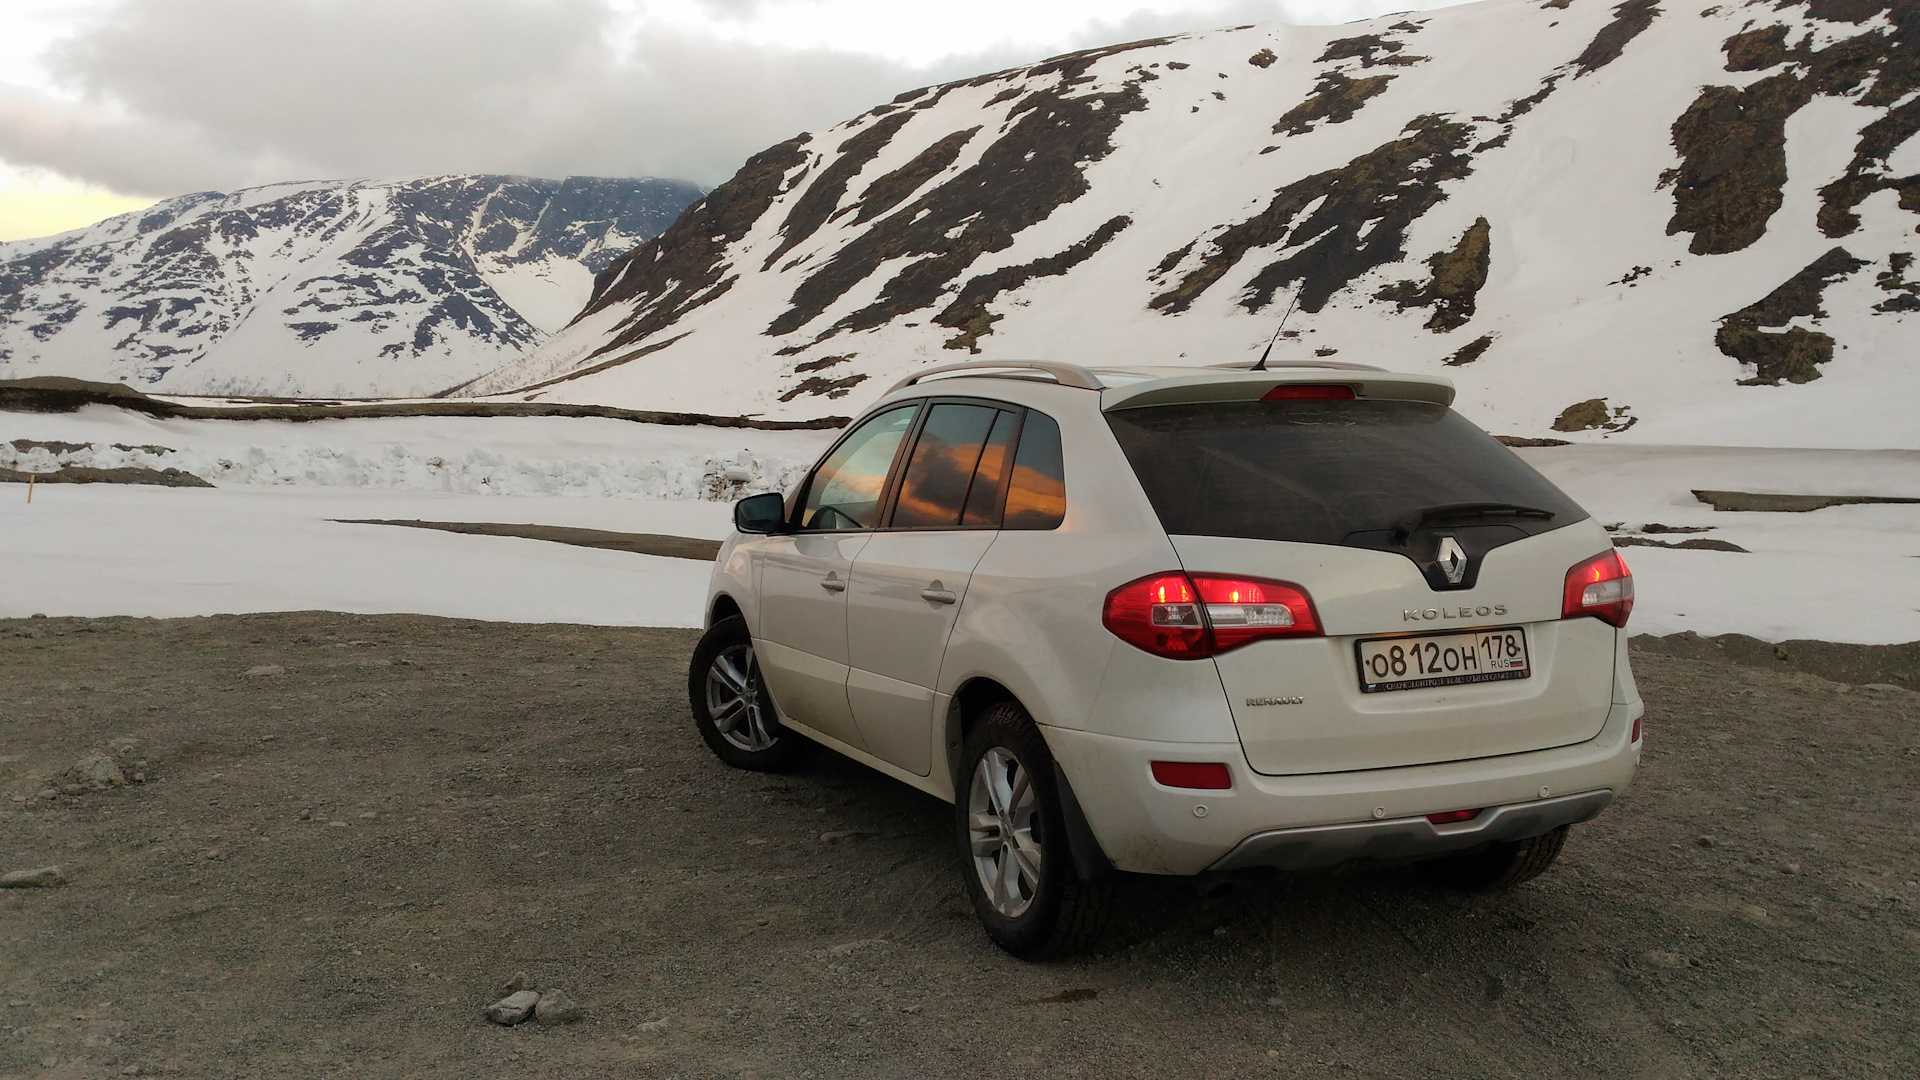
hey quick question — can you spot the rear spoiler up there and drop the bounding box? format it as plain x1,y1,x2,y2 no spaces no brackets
1100,370,1454,411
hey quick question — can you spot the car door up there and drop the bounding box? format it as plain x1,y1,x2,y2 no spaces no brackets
754,402,921,752
844,401,1021,775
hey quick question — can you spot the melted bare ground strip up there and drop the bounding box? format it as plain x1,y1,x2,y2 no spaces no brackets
332,520,722,561
1611,535,1750,553
0,466,212,488
1690,489,1920,512
1151,115,1477,317
1715,246,1868,385
0,376,849,431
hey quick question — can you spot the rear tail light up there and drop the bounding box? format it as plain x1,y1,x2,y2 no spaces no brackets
1150,761,1232,789
1261,383,1356,401
1562,550,1634,628
1425,808,1482,825
1104,572,1321,659
1631,715,1643,743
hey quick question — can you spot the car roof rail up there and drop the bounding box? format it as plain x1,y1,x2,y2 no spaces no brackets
1205,359,1388,373
887,360,1105,394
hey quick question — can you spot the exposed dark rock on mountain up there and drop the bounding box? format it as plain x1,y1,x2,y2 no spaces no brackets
1153,115,1478,316
1717,246,1869,385
580,139,812,358
1375,217,1492,333
1571,0,1663,77
0,175,700,397
934,215,1133,352
461,0,1919,445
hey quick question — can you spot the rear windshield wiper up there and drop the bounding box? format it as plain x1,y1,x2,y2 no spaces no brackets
1392,502,1555,544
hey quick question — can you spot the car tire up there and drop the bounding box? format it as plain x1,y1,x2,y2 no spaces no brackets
1423,825,1570,892
956,701,1113,959
688,615,817,772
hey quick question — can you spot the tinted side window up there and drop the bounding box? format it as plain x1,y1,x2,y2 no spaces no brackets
797,404,918,531
960,409,1017,527
893,403,1007,528
1003,410,1066,530
1104,400,1587,545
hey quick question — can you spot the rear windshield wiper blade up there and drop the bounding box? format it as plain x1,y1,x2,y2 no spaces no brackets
1392,502,1555,543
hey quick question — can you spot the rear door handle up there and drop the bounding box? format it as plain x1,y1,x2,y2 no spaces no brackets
820,573,846,593
920,587,957,605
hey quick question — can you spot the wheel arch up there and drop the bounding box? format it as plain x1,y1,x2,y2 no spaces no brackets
944,676,1020,790
707,593,743,629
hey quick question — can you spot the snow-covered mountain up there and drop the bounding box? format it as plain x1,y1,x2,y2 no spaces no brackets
0,175,702,398
464,0,1920,448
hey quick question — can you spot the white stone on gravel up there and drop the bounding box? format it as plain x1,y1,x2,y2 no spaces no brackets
534,988,582,1025
70,753,125,787
0,866,67,888
484,990,541,1025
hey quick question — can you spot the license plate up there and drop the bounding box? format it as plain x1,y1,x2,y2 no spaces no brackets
1355,626,1530,693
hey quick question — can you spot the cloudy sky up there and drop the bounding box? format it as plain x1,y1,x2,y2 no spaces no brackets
0,0,1466,240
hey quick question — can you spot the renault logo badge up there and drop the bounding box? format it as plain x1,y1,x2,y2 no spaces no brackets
1436,535,1468,585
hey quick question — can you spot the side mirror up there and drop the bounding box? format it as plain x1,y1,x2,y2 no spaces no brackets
733,491,789,535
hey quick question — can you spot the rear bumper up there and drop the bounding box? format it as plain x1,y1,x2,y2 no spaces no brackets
1044,698,1641,876
1207,789,1611,872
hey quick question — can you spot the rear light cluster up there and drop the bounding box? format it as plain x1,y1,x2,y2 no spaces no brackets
1562,550,1634,628
1103,572,1321,659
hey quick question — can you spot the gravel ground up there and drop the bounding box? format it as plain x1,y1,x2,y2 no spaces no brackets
1,612,1916,1079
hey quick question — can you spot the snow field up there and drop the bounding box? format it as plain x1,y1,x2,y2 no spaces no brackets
0,485,728,627
2,409,1914,643
1,406,832,500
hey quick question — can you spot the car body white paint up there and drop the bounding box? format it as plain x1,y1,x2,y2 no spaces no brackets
705,365,1643,876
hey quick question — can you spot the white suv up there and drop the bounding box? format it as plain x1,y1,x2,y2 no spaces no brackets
690,361,1643,956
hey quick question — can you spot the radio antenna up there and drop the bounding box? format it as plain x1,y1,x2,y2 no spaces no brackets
1251,284,1303,371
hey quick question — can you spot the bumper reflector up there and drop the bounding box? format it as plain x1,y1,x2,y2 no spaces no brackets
1424,808,1483,825
1150,761,1232,790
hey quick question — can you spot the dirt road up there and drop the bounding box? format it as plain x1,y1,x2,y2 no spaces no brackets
2,613,1916,1078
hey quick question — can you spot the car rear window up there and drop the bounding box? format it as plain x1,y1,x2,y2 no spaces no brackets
1105,399,1586,546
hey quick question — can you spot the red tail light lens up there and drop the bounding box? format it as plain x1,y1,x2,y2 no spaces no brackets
1150,761,1233,789
1103,573,1321,659
1261,383,1356,401
1101,573,1209,659
1192,575,1321,651
1563,549,1634,628
1425,808,1483,825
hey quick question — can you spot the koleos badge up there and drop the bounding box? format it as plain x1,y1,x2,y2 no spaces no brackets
1436,535,1468,585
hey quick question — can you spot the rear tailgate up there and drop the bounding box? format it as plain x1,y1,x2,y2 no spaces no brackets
1173,526,1617,775
1103,384,1621,777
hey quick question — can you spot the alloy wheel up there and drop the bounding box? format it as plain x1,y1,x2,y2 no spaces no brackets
704,642,775,752
967,746,1044,918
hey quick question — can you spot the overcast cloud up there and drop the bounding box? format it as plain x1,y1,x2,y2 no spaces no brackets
0,0,1460,199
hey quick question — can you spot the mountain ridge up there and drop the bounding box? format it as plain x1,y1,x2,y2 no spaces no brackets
462,0,1920,448
0,174,703,398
